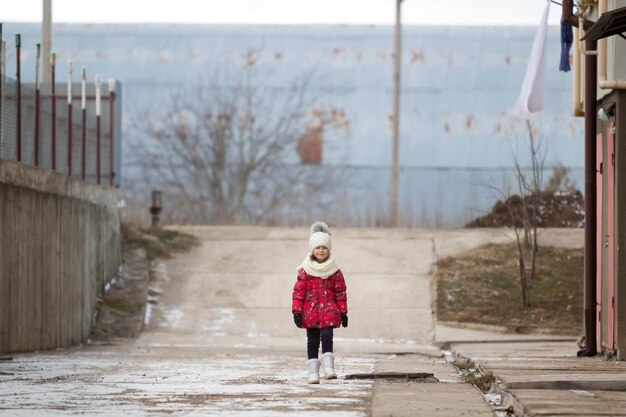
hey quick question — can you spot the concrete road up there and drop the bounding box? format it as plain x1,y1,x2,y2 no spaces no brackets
2,226,565,416
450,339,626,416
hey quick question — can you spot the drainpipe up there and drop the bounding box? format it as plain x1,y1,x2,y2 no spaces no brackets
563,0,594,117
563,0,598,357
573,25,584,116
580,38,599,357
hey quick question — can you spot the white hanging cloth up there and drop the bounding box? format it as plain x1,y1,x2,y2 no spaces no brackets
510,1,551,120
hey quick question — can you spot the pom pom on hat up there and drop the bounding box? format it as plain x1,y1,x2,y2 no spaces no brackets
310,221,330,235
309,221,331,252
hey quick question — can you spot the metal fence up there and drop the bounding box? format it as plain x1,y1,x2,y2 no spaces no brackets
0,77,120,185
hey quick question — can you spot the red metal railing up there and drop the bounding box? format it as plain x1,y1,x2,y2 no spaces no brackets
15,34,22,163
3,33,119,187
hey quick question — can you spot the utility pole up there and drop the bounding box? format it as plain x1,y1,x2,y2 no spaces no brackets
42,0,52,90
390,0,403,227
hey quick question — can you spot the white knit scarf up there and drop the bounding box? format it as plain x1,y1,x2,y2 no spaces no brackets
299,255,339,279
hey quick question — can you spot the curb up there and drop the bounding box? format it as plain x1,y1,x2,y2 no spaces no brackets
448,345,527,417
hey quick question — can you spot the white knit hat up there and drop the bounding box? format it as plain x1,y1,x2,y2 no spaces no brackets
309,221,331,252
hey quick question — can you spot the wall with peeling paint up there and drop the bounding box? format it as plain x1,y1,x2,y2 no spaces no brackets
4,23,584,226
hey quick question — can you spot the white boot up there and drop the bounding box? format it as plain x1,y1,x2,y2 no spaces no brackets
307,358,321,384
321,352,337,380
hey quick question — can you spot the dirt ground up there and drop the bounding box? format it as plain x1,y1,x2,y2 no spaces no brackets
90,248,150,342
466,191,584,228
435,243,584,335
91,225,200,342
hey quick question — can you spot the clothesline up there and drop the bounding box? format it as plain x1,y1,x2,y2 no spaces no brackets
550,0,562,6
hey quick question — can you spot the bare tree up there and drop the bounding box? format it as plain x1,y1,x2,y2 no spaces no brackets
507,121,546,306
127,59,340,225
515,121,546,286
474,121,546,307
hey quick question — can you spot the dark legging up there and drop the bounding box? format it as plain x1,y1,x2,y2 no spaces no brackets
306,327,333,360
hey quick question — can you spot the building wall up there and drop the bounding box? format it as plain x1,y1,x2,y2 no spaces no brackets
609,0,626,83
597,88,626,359
613,90,626,359
592,1,626,359
4,23,585,226
0,159,122,354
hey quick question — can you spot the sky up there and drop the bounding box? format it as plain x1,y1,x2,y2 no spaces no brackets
3,0,563,26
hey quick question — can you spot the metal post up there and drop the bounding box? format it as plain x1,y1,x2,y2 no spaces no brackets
67,60,73,175
42,0,52,90
0,24,3,153
15,34,21,162
34,43,41,166
580,38,598,357
150,190,163,228
95,73,101,185
390,0,403,227
81,67,86,180
51,52,56,170
108,78,115,186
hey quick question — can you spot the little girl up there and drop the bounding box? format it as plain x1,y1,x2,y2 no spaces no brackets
292,222,348,384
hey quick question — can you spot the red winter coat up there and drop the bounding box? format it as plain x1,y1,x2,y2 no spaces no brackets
292,268,348,329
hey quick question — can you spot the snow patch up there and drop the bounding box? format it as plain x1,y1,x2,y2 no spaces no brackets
159,307,186,329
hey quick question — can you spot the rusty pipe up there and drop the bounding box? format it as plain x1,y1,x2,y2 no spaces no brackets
51,54,56,171
563,0,598,357
16,34,21,162
34,44,41,166
580,37,598,357
109,90,115,187
562,0,594,30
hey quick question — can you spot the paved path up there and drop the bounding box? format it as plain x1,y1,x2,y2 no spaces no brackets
1,227,582,416
450,339,626,416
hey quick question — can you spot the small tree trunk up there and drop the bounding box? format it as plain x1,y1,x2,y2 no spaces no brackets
530,238,538,282
530,197,539,281
518,254,530,307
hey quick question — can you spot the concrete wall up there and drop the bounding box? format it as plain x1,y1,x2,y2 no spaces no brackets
6,23,586,227
0,160,122,354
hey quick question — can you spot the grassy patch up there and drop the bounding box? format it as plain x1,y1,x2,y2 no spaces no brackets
122,223,200,260
100,298,144,313
454,358,495,392
435,243,583,335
